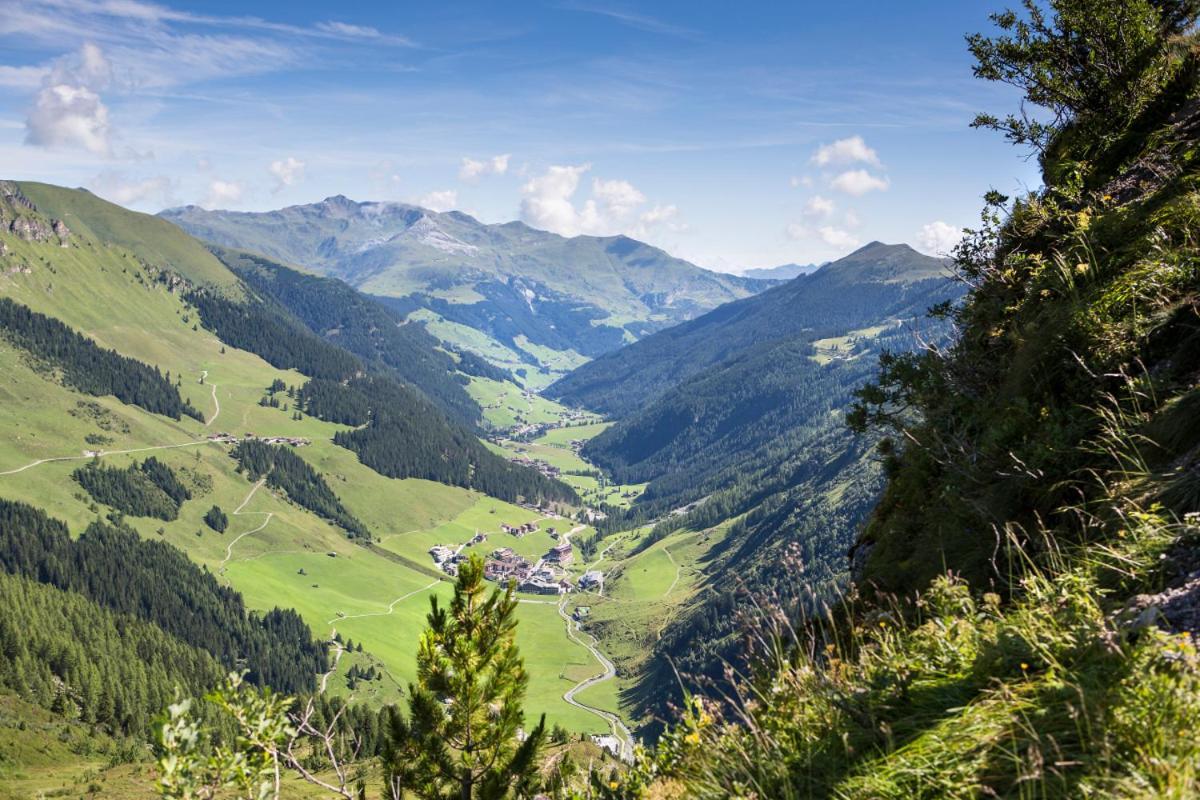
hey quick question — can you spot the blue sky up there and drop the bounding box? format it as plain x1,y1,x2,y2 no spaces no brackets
0,0,1041,271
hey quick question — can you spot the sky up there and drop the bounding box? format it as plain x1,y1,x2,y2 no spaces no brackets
0,0,1043,272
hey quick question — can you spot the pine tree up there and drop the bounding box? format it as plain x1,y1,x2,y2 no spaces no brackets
383,553,545,800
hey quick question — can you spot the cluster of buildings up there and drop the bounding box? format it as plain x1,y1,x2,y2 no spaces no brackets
501,520,540,537
507,453,561,479
207,431,310,447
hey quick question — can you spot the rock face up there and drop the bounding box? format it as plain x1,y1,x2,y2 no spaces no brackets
0,181,71,245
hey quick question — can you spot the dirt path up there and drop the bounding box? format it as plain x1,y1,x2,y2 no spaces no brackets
201,370,220,427
557,595,634,761
662,546,682,598
319,637,346,694
219,479,273,571
0,439,216,477
328,580,441,626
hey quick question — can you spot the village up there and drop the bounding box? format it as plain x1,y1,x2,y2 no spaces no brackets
205,431,311,447
427,516,605,597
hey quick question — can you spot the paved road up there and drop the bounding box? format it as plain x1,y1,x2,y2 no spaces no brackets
557,595,635,761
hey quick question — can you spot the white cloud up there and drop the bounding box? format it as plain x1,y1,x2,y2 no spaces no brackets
267,156,305,193
803,195,835,218
519,164,676,239
24,43,114,156
88,171,173,206
785,221,860,251
520,164,593,236
315,21,382,38
917,220,964,256
26,83,111,155
812,135,880,167
789,175,813,188
591,177,645,218
0,64,49,89
203,179,243,208
458,153,510,182
818,225,860,249
830,169,889,196
420,189,458,212
844,209,861,228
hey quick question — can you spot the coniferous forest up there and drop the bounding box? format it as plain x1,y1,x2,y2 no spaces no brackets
231,439,369,537
0,297,202,421
0,499,327,695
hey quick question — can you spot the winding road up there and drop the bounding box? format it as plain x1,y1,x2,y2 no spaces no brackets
557,595,634,761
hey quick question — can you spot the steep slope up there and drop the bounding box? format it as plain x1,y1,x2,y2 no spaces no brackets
208,246,486,427
549,244,961,727
160,199,769,386
621,6,1200,797
548,242,951,418
0,180,617,757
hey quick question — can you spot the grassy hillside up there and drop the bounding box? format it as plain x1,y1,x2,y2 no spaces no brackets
618,3,1200,796
0,182,631,758
160,199,768,386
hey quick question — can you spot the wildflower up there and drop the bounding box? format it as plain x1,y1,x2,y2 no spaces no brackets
609,780,619,789
1075,262,1089,275
1020,662,1029,671
1076,210,1092,229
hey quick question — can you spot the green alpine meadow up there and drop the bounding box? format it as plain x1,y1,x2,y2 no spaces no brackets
1,1,1199,798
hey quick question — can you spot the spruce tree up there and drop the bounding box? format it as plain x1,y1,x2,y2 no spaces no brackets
383,553,545,800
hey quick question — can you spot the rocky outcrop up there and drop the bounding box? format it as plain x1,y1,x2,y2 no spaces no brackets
0,182,71,246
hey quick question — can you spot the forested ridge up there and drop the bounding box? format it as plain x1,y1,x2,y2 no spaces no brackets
72,456,191,521
621,3,1200,797
0,572,224,736
0,297,202,421
212,246,484,426
232,439,368,537
0,499,326,695
310,376,579,505
186,283,576,505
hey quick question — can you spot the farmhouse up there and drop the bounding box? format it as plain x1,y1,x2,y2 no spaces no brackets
545,540,573,565
578,570,604,591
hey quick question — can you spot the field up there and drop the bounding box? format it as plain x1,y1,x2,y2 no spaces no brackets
0,229,625,739
564,521,738,727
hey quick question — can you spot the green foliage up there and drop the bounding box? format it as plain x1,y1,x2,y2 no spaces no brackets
204,504,228,533
616,511,1200,798
157,672,296,800
232,439,369,538
965,0,1190,155
852,0,1200,595
72,456,191,521
0,499,327,694
0,297,202,421
0,572,223,737
383,553,546,799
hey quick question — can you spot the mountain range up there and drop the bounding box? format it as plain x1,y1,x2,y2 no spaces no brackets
740,262,822,280
161,198,770,388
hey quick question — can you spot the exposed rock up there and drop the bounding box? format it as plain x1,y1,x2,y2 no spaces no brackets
52,218,71,246
9,216,55,243
0,181,35,211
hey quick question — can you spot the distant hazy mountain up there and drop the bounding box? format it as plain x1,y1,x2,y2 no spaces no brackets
741,262,822,280
161,198,770,387
548,241,953,417
549,241,961,711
